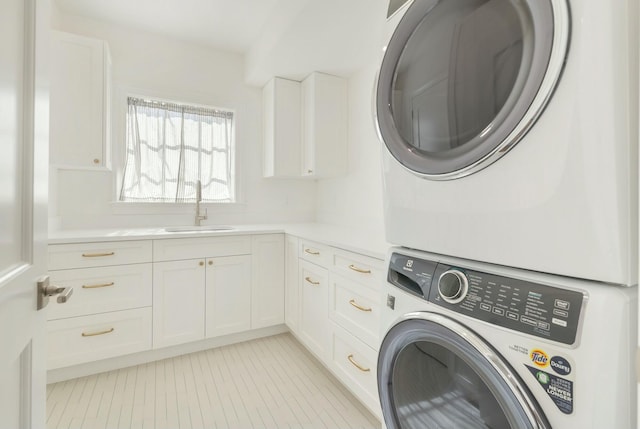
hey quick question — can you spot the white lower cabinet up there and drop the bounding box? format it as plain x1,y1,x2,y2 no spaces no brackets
285,236,384,419
48,308,152,369
331,324,381,416
206,255,251,337
152,259,206,348
299,260,331,361
251,234,285,328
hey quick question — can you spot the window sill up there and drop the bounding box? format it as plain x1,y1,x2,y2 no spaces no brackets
110,201,246,215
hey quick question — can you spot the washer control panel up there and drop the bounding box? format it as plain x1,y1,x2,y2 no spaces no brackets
388,253,585,345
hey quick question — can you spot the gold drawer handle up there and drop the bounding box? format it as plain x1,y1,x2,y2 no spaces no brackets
304,248,320,255
305,276,320,285
348,264,371,274
81,328,114,337
82,252,115,258
347,354,370,372
349,299,372,312
82,282,115,289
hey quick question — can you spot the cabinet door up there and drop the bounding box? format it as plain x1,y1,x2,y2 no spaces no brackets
50,31,110,168
251,235,285,329
301,72,347,178
153,259,205,348
284,235,300,333
263,77,302,177
299,260,330,361
205,255,251,338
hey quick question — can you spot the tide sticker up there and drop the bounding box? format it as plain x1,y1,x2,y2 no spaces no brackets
529,349,550,368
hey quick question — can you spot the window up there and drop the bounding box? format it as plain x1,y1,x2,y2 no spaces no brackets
119,97,235,203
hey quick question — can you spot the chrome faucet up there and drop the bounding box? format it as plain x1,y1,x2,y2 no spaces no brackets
195,180,208,226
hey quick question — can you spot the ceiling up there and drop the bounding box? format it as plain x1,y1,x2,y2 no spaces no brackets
54,0,388,86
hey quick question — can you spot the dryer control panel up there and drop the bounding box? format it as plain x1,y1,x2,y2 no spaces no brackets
388,253,585,345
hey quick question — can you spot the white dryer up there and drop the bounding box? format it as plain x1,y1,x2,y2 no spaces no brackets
378,247,637,428
375,0,638,285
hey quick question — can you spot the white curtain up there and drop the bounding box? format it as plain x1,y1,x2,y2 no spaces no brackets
119,97,235,202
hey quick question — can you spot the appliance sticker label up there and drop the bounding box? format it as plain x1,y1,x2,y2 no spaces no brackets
525,364,573,414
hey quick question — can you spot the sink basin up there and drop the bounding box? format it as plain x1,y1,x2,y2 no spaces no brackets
164,225,234,233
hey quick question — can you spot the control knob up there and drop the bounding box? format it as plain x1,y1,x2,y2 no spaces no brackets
438,269,468,304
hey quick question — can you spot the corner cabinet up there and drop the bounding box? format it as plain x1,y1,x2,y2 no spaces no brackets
50,31,112,169
262,72,347,179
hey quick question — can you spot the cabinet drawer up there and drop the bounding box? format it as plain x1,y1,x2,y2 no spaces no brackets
153,235,251,262
329,273,381,350
47,264,152,320
331,324,381,418
331,248,384,290
48,240,152,270
47,307,152,369
299,239,331,267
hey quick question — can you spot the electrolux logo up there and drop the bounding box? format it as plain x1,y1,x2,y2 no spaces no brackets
402,259,414,272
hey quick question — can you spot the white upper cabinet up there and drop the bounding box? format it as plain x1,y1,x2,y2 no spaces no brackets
301,72,348,178
263,77,302,177
50,31,112,169
262,72,347,179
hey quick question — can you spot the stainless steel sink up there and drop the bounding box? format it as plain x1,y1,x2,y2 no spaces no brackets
164,225,234,233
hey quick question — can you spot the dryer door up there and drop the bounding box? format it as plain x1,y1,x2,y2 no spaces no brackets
378,313,550,428
376,0,569,180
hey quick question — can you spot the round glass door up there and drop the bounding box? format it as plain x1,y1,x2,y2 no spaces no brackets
378,315,550,428
376,0,569,179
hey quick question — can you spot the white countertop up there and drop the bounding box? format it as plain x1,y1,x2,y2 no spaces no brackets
48,223,391,260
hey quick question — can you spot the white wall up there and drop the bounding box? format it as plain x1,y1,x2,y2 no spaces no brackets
50,11,317,230
315,64,385,236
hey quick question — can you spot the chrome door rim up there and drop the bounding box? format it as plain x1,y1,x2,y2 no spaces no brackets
378,311,551,428
375,0,571,180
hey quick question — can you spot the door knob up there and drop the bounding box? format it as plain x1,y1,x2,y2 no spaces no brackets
37,276,73,310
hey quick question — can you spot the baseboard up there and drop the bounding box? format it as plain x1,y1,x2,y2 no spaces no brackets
47,324,288,384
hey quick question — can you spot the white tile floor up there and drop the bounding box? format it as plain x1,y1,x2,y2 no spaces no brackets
46,333,380,429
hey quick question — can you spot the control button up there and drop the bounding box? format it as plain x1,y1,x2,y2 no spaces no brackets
521,316,538,327
554,299,570,310
438,269,469,304
492,307,505,316
480,303,491,312
506,311,519,321
552,317,568,327
553,309,569,318
538,321,550,330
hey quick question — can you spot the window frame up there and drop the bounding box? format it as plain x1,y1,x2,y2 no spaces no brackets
111,87,243,214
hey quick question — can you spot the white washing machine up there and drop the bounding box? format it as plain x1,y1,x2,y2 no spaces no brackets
378,247,637,428
375,0,638,285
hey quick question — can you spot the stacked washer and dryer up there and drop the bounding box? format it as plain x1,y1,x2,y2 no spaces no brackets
374,0,638,428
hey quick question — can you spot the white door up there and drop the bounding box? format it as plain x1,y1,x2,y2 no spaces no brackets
205,255,251,337
0,0,50,427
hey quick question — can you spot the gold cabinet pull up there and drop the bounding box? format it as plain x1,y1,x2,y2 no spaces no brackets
348,264,371,274
81,327,114,337
199,261,205,266
305,276,320,285
304,248,320,256
349,299,372,312
347,354,370,372
82,282,115,289
82,252,115,258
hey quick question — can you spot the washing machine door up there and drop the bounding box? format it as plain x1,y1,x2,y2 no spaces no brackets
376,0,569,180
378,313,550,428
